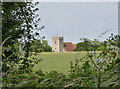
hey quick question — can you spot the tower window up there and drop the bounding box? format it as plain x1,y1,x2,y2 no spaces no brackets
55,41,56,44
60,39,63,44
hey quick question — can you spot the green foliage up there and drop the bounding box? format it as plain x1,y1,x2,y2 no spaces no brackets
74,42,93,51
1,1,119,88
1,2,44,87
2,1,41,71
74,40,107,51
2,2,26,46
2,41,42,87
29,39,52,52
2,34,119,88
71,34,119,88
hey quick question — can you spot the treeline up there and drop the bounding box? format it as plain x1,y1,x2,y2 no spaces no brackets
29,39,52,52
74,40,106,51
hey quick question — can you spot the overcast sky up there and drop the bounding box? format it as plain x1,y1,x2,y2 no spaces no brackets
38,2,118,46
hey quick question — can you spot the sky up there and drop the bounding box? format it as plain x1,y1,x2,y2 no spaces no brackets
33,0,119,2
37,2,118,46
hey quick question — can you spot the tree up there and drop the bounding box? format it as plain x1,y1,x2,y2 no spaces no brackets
2,1,43,69
74,40,107,51
1,2,44,87
29,39,52,52
42,40,52,52
74,41,94,51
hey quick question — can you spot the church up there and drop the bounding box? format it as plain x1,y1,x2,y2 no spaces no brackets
52,37,76,52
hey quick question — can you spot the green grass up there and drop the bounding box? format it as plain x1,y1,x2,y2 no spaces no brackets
33,52,87,75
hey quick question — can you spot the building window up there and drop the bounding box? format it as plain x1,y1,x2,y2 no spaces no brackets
55,41,56,44
60,40,63,44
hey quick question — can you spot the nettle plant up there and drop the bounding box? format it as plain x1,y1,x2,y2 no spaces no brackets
69,34,119,88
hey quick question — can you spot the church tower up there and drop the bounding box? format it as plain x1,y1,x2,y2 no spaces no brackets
52,37,64,52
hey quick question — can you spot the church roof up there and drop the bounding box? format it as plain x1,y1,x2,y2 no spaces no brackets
63,42,76,52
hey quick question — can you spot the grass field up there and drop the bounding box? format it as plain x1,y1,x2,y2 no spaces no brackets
33,52,88,75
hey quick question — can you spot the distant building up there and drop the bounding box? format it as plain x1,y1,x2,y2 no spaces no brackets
52,37,64,52
52,37,76,52
63,42,77,52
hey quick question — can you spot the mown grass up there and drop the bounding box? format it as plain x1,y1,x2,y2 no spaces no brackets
32,52,88,75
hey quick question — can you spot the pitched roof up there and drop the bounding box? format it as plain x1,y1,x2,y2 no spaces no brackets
63,42,76,52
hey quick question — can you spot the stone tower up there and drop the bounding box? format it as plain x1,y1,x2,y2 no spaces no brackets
52,37,64,52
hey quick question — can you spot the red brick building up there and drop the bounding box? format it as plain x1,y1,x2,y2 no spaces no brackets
52,37,77,52
63,42,77,52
